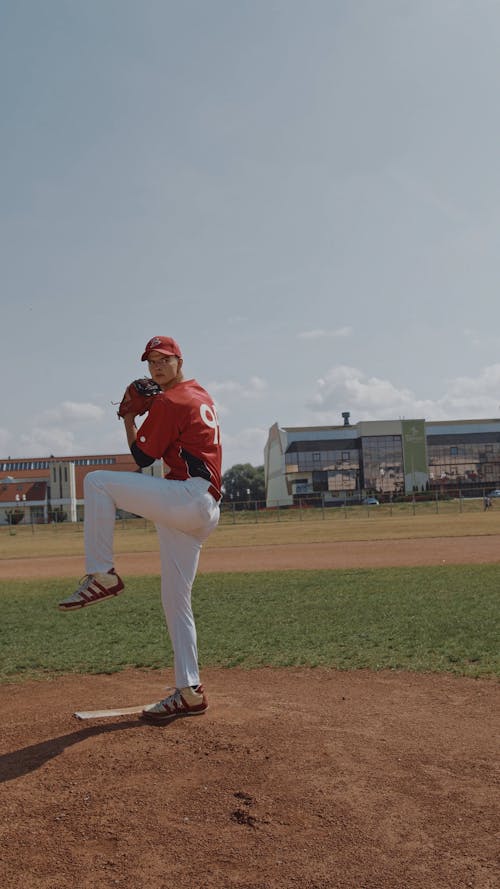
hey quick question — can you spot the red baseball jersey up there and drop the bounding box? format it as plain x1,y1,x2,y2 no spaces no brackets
136,379,222,492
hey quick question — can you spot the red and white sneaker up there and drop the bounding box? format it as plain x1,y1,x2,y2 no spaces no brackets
58,570,124,611
141,685,208,724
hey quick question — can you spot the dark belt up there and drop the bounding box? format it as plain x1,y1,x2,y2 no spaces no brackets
208,484,222,502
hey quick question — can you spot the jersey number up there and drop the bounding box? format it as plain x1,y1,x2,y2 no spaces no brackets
200,403,220,445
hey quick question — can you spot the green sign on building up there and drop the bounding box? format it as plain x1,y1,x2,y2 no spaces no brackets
401,420,428,493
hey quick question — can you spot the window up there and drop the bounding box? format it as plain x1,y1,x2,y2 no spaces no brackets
295,483,309,494
361,435,404,493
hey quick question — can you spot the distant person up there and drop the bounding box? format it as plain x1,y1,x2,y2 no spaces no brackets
484,495,492,510
58,335,222,724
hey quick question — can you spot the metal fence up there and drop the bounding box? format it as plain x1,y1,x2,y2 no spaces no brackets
218,490,498,524
1,489,498,533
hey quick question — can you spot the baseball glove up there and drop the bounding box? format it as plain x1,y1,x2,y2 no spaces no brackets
117,378,162,419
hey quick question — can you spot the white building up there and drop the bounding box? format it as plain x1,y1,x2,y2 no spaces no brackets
264,416,500,507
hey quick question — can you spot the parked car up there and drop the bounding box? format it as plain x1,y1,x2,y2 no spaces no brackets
489,490,500,497
363,497,379,506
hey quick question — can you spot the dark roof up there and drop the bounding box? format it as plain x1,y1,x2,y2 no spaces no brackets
286,439,359,453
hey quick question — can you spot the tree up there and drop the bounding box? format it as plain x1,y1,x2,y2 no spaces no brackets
222,463,265,503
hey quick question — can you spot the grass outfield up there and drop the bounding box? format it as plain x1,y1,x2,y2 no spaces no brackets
0,566,498,682
2,508,500,560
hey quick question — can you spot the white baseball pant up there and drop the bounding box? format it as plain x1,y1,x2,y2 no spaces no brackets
83,470,220,688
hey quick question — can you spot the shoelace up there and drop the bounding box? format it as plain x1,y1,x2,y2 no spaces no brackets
161,689,184,711
63,576,93,602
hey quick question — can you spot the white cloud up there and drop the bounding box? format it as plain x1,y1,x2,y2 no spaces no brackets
298,327,353,340
97,424,132,455
12,402,107,457
221,426,268,471
19,426,80,456
17,416,130,460
208,377,268,415
5,367,500,472
40,402,106,423
306,364,500,424
247,376,267,394
464,327,500,350
442,365,500,415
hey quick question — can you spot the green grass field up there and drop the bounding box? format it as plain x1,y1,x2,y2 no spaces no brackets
0,565,498,682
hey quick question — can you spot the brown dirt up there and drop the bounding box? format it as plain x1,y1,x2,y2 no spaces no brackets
2,533,500,579
1,536,499,889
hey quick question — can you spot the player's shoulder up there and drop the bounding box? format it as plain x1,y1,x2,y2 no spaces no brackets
159,379,212,405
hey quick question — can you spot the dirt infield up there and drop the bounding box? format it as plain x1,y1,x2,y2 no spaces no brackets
1,532,500,579
1,536,499,888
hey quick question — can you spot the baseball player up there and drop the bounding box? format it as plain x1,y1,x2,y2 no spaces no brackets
58,335,222,723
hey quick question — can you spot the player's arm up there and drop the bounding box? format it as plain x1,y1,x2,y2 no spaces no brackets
128,398,178,465
123,415,155,468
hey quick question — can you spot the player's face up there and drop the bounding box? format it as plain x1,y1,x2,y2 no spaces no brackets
147,350,183,390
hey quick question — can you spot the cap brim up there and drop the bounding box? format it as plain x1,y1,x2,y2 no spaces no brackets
141,347,178,361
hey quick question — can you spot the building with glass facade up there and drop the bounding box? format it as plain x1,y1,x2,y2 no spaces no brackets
264,417,500,506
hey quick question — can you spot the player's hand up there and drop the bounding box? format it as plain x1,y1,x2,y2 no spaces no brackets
117,378,161,419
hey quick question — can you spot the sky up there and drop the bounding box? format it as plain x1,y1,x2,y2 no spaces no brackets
2,0,500,472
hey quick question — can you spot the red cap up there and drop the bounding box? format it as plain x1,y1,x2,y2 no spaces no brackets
141,336,183,361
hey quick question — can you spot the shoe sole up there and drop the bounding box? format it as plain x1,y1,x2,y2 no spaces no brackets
141,706,208,724
58,589,124,611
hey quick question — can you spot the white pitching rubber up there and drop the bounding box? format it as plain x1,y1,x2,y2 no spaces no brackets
74,704,152,720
